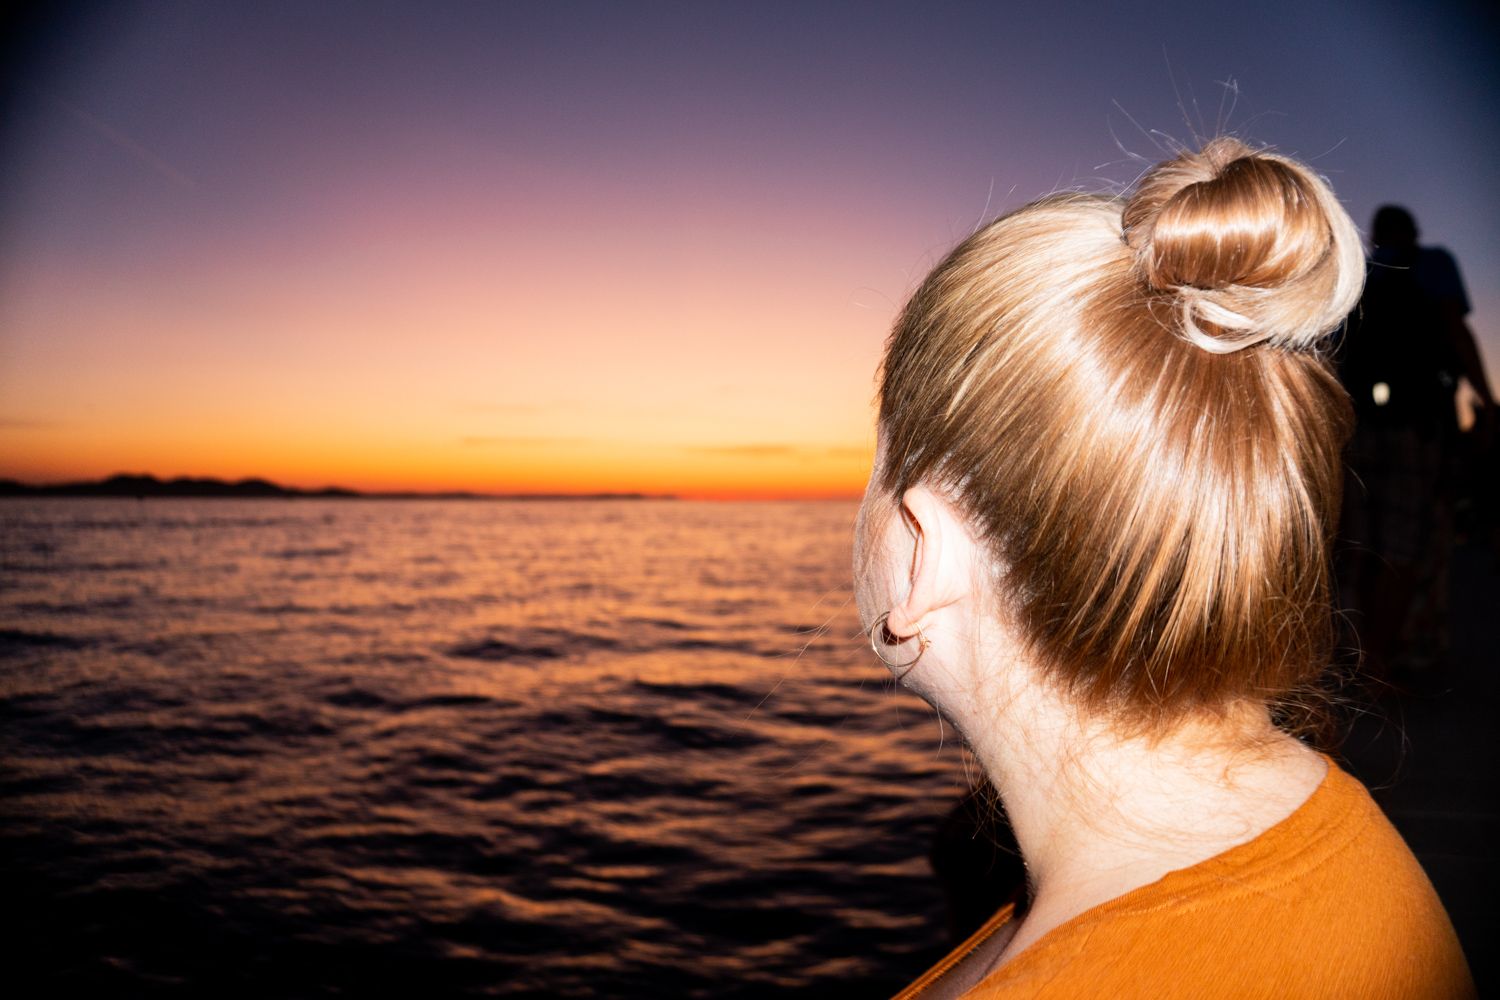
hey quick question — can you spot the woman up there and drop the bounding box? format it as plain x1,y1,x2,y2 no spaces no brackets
856,139,1474,999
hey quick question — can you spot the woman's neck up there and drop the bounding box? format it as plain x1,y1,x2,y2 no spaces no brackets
964,683,1327,965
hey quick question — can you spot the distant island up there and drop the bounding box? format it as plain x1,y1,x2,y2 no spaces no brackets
0,473,659,501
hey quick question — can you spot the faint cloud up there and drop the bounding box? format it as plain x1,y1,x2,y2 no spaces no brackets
684,443,870,460
460,435,582,447
0,417,61,430
685,444,798,458
54,96,197,190
454,401,559,415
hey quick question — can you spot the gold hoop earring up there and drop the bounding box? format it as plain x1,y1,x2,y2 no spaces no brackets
869,611,929,671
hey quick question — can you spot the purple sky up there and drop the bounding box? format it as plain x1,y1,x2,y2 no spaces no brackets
2,0,1496,491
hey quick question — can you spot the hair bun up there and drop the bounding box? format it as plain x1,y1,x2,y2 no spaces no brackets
1121,137,1364,354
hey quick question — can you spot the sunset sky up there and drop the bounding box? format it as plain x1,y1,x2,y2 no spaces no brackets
2,0,1496,497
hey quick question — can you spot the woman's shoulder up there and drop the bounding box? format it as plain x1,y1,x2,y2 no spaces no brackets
958,763,1474,999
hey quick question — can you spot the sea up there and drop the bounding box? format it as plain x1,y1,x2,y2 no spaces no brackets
0,498,994,998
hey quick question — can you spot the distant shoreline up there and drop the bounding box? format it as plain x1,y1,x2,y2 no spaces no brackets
0,474,665,501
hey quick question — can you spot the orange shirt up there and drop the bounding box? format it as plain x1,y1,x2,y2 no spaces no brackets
896,762,1475,999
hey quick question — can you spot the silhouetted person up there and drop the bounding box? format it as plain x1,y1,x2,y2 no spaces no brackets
1338,205,1495,684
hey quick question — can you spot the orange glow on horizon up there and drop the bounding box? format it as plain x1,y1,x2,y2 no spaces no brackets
0,148,902,501
0,417,876,499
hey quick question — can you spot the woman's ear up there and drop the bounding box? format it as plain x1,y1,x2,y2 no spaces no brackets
884,485,975,638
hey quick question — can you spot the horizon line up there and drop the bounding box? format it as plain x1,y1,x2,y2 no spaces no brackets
0,471,862,502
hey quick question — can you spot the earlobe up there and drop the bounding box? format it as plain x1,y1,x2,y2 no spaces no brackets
884,485,971,638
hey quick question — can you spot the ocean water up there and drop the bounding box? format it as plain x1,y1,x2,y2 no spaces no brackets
0,499,982,998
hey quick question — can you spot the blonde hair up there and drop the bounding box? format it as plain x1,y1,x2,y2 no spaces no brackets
876,138,1361,729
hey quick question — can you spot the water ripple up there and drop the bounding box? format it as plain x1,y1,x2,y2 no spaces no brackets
0,498,965,997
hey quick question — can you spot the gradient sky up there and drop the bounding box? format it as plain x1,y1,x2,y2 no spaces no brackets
2,0,1496,497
